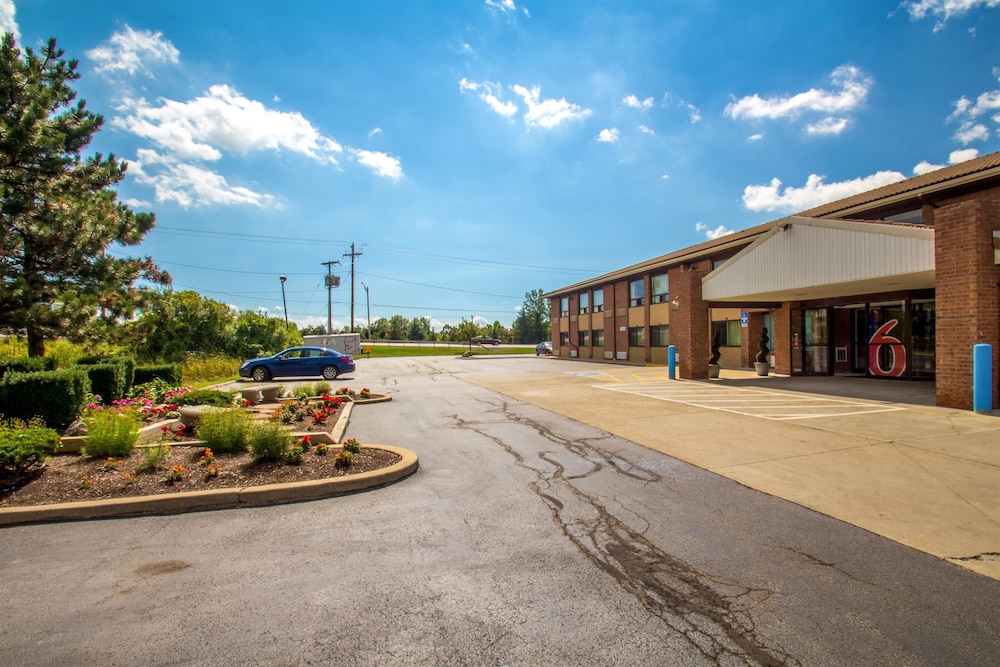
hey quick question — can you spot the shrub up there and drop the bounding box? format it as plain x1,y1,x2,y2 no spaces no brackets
181,355,241,384
82,408,142,458
129,378,188,404
76,356,136,390
0,356,55,380
136,443,170,473
77,363,127,404
195,408,253,453
284,443,303,465
0,369,90,430
134,364,183,387
174,389,237,407
248,421,292,461
0,419,61,479
312,381,331,395
342,438,362,454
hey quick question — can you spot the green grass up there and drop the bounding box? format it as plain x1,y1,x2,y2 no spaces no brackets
362,344,534,358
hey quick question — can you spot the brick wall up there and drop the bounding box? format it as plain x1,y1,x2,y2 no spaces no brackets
934,198,1000,409
669,262,711,379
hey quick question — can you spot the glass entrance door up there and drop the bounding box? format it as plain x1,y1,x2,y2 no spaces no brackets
791,308,830,375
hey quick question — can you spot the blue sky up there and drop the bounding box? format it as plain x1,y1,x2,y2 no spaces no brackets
5,0,1000,332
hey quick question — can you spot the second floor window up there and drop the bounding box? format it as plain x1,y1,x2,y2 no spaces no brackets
579,292,589,314
629,280,644,307
651,274,669,303
593,289,604,313
560,297,569,317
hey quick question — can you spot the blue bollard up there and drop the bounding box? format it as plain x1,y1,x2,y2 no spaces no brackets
972,343,993,413
668,345,676,380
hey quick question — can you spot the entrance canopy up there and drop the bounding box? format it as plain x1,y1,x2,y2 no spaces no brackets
701,217,935,303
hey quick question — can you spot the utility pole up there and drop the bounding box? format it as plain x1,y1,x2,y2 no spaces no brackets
321,260,341,334
362,282,371,341
343,243,363,333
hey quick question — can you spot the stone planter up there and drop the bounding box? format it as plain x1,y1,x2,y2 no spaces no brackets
754,361,770,376
708,364,721,379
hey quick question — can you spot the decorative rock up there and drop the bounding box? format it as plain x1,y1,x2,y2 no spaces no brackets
63,419,88,436
178,405,213,429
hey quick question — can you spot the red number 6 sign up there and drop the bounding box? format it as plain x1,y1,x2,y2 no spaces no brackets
868,319,906,378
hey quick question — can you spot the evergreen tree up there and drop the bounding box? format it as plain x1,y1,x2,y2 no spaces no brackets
511,289,550,343
0,35,168,356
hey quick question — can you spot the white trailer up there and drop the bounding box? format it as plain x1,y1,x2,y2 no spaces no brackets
303,333,362,356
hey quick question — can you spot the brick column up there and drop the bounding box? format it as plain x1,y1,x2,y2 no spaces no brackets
550,300,560,356
773,305,792,375
670,263,711,379
935,199,1000,409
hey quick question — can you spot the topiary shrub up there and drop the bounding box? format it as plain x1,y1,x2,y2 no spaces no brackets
134,363,183,387
0,419,61,480
76,355,136,390
0,369,90,430
0,356,55,380
173,389,236,407
76,363,127,404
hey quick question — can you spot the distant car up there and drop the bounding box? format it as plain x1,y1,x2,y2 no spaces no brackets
239,346,355,382
535,341,553,356
472,336,502,345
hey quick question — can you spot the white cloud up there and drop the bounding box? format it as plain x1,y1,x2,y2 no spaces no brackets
725,65,871,134
912,148,979,175
661,174,670,180
696,222,735,239
597,128,620,143
900,0,1000,31
947,71,1000,144
121,197,153,209
742,170,906,213
86,25,179,77
368,127,383,138
637,124,655,135
681,100,701,123
127,151,276,209
460,78,518,118
623,94,654,109
748,133,764,141
351,149,403,180
949,147,980,162
805,116,849,135
0,0,19,40
662,93,702,123
113,85,344,163
485,0,517,12
512,84,592,128
459,78,478,92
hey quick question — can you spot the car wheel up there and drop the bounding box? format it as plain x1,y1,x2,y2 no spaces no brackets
321,365,339,380
252,366,271,382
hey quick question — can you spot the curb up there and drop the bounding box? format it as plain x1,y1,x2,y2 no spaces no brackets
0,444,418,526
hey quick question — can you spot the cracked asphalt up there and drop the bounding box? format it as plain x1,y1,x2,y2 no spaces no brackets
2,355,998,665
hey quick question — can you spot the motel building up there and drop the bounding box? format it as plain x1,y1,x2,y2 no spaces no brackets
543,151,1000,411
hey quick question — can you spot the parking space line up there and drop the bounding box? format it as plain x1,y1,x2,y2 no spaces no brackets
594,380,905,421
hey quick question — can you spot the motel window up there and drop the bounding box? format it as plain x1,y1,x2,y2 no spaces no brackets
712,321,742,346
629,280,644,307
651,274,669,303
712,259,727,270
650,325,670,347
628,326,645,347
560,297,569,317
579,292,589,315
578,330,590,347
559,331,570,346
593,329,604,347
593,289,604,313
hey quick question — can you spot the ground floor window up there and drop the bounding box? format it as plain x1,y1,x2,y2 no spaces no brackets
650,325,669,347
578,330,590,347
593,329,604,346
712,320,742,346
629,326,645,347
559,331,570,346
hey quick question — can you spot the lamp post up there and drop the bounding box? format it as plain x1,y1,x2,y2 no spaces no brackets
279,275,289,328
362,282,371,341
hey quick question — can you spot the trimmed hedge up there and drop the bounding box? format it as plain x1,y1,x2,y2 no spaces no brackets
76,355,136,389
0,421,61,480
0,356,55,380
0,369,90,430
77,363,127,404
134,363,183,386
173,388,236,407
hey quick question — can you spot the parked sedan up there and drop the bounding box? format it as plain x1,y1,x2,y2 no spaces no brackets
239,346,355,382
471,336,502,345
535,341,553,356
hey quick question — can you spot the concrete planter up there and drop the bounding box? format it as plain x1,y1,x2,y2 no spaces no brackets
708,364,721,379
754,361,770,376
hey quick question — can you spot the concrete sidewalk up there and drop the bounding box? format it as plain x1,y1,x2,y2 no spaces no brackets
469,364,1000,581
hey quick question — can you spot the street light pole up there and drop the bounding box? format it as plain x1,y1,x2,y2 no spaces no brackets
362,282,370,341
279,275,288,329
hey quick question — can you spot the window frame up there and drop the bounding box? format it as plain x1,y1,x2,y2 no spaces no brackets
650,324,670,347
593,289,604,313
628,326,645,347
560,296,569,318
651,274,669,304
579,292,589,315
629,279,644,308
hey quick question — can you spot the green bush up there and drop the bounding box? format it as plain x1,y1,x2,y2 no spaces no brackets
181,355,241,384
134,364,183,386
0,369,90,430
174,389,236,407
82,408,142,458
135,443,170,473
77,363,127,404
249,421,292,461
195,408,253,453
76,356,136,390
0,419,61,479
0,356,55,380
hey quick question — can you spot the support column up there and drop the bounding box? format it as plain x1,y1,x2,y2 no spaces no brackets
935,198,1000,409
670,262,711,379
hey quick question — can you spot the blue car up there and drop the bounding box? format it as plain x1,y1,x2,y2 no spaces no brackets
239,346,356,382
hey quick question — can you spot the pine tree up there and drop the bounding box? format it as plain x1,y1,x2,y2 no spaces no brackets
0,35,168,356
